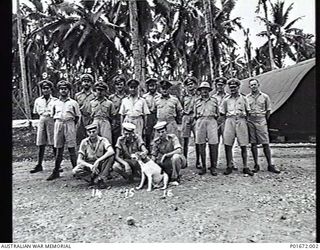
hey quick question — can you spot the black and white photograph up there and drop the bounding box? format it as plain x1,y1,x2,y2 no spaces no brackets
11,0,316,243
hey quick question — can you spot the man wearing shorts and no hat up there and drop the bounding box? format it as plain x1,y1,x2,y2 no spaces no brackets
72,123,115,189
75,73,95,144
246,78,280,174
90,82,115,144
30,79,58,174
194,82,219,176
47,80,81,181
112,122,148,182
119,79,150,137
151,121,186,184
220,78,254,176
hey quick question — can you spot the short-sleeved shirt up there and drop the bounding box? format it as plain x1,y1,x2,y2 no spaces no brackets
212,92,228,106
142,92,160,113
109,93,126,114
33,95,58,116
246,91,271,116
182,91,197,115
220,94,250,117
51,97,81,121
75,90,95,117
119,96,150,117
154,95,183,120
90,97,115,119
115,134,145,159
79,136,112,162
151,134,182,162
194,96,218,118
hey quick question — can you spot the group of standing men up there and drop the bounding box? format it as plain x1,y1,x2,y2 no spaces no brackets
30,73,280,189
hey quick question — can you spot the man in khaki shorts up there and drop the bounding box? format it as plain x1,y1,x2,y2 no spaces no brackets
90,82,115,144
220,78,254,176
47,80,81,181
246,78,280,174
30,80,57,173
194,82,219,176
119,79,150,137
181,76,200,169
72,123,115,189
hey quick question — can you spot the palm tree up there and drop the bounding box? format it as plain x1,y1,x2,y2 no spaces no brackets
256,0,276,70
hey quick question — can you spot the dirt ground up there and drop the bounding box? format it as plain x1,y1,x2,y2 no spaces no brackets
12,127,316,243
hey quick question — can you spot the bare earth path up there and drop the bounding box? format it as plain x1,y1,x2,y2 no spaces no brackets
12,127,316,242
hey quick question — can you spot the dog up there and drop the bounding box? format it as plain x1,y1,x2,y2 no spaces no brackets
131,152,169,192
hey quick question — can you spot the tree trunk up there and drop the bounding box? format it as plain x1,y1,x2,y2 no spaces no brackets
263,2,276,70
17,0,31,119
129,0,145,90
203,0,215,86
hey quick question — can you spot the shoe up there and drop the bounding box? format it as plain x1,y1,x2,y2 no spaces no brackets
97,179,108,189
253,164,260,173
59,169,63,173
243,168,254,176
268,165,280,174
30,165,43,174
232,164,238,171
46,171,60,181
182,163,187,169
198,168,206,175
223,167,232,175
196,164,202,169
209,167,218,176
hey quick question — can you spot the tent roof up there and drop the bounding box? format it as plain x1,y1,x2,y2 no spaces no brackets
240,58,315,114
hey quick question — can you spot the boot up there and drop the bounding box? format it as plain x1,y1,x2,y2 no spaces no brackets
198,167,206,175
243,168,254,176
253,164,260,173
223,167,232,175
209,167,218,176
30,165,43,174
46,170,60,181
268,165,280,174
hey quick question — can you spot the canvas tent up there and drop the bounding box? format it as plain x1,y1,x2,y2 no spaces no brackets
240,58,316,142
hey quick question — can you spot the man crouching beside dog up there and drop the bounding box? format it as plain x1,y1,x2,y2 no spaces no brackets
112,122,148,182
72,123,115,189
151,121,186,185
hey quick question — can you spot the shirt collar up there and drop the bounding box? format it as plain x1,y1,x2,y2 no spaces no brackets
59,96,70,102
250,91,262,97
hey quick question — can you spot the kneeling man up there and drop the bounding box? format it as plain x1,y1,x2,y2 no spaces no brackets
73,123,115,189
113,122,148,182
151,121,186,184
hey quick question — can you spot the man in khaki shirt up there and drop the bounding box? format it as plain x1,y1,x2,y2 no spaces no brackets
30,80,57,174
109,75,126,146
154,80,183,139
75,73,95,144
246,78,280,174
119,79,150,137
47,80,81,181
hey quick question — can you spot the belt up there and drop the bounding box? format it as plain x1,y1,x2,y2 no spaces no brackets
127,115,143,119
93,116,110,120
40,114,51,118
55,118,74,123
248,114,265,118
159,117,176,122
226,115,246,119
198,115,216,118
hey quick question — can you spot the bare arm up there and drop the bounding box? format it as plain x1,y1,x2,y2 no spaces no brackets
77,153,94,169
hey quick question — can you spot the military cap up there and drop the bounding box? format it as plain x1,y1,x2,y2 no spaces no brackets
153,121,167,130
127,79,140,88
80,73,94,83
158,80,172,89
38,79,54,89
214,76,227,85
183,76,198,86
122,122,136,132
113,75,126,85
94,82,108,90
227,78,241,87
57,80,72,90
145,78,158,85
85,123,98,131
197,81,212,91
